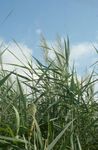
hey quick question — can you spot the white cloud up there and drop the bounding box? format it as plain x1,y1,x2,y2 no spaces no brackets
0,39,36,93
36,28,42,35
0,40,33,73
70,42,96,61
69,42,98,74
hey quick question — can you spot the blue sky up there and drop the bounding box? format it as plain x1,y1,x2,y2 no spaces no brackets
0,0,98,75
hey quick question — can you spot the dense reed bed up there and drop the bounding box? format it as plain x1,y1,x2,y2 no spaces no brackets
0,37,98,150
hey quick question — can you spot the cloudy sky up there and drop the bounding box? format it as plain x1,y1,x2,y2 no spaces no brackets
0,0,98,75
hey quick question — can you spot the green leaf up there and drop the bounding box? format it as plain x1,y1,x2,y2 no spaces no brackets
0,72,13,87
47,119,75,150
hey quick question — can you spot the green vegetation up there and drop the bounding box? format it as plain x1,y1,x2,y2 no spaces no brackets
0,36,98,150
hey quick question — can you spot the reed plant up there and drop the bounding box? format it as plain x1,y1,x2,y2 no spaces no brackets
0,36,98,150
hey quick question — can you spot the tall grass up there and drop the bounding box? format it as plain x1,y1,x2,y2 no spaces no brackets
0,36,98,150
